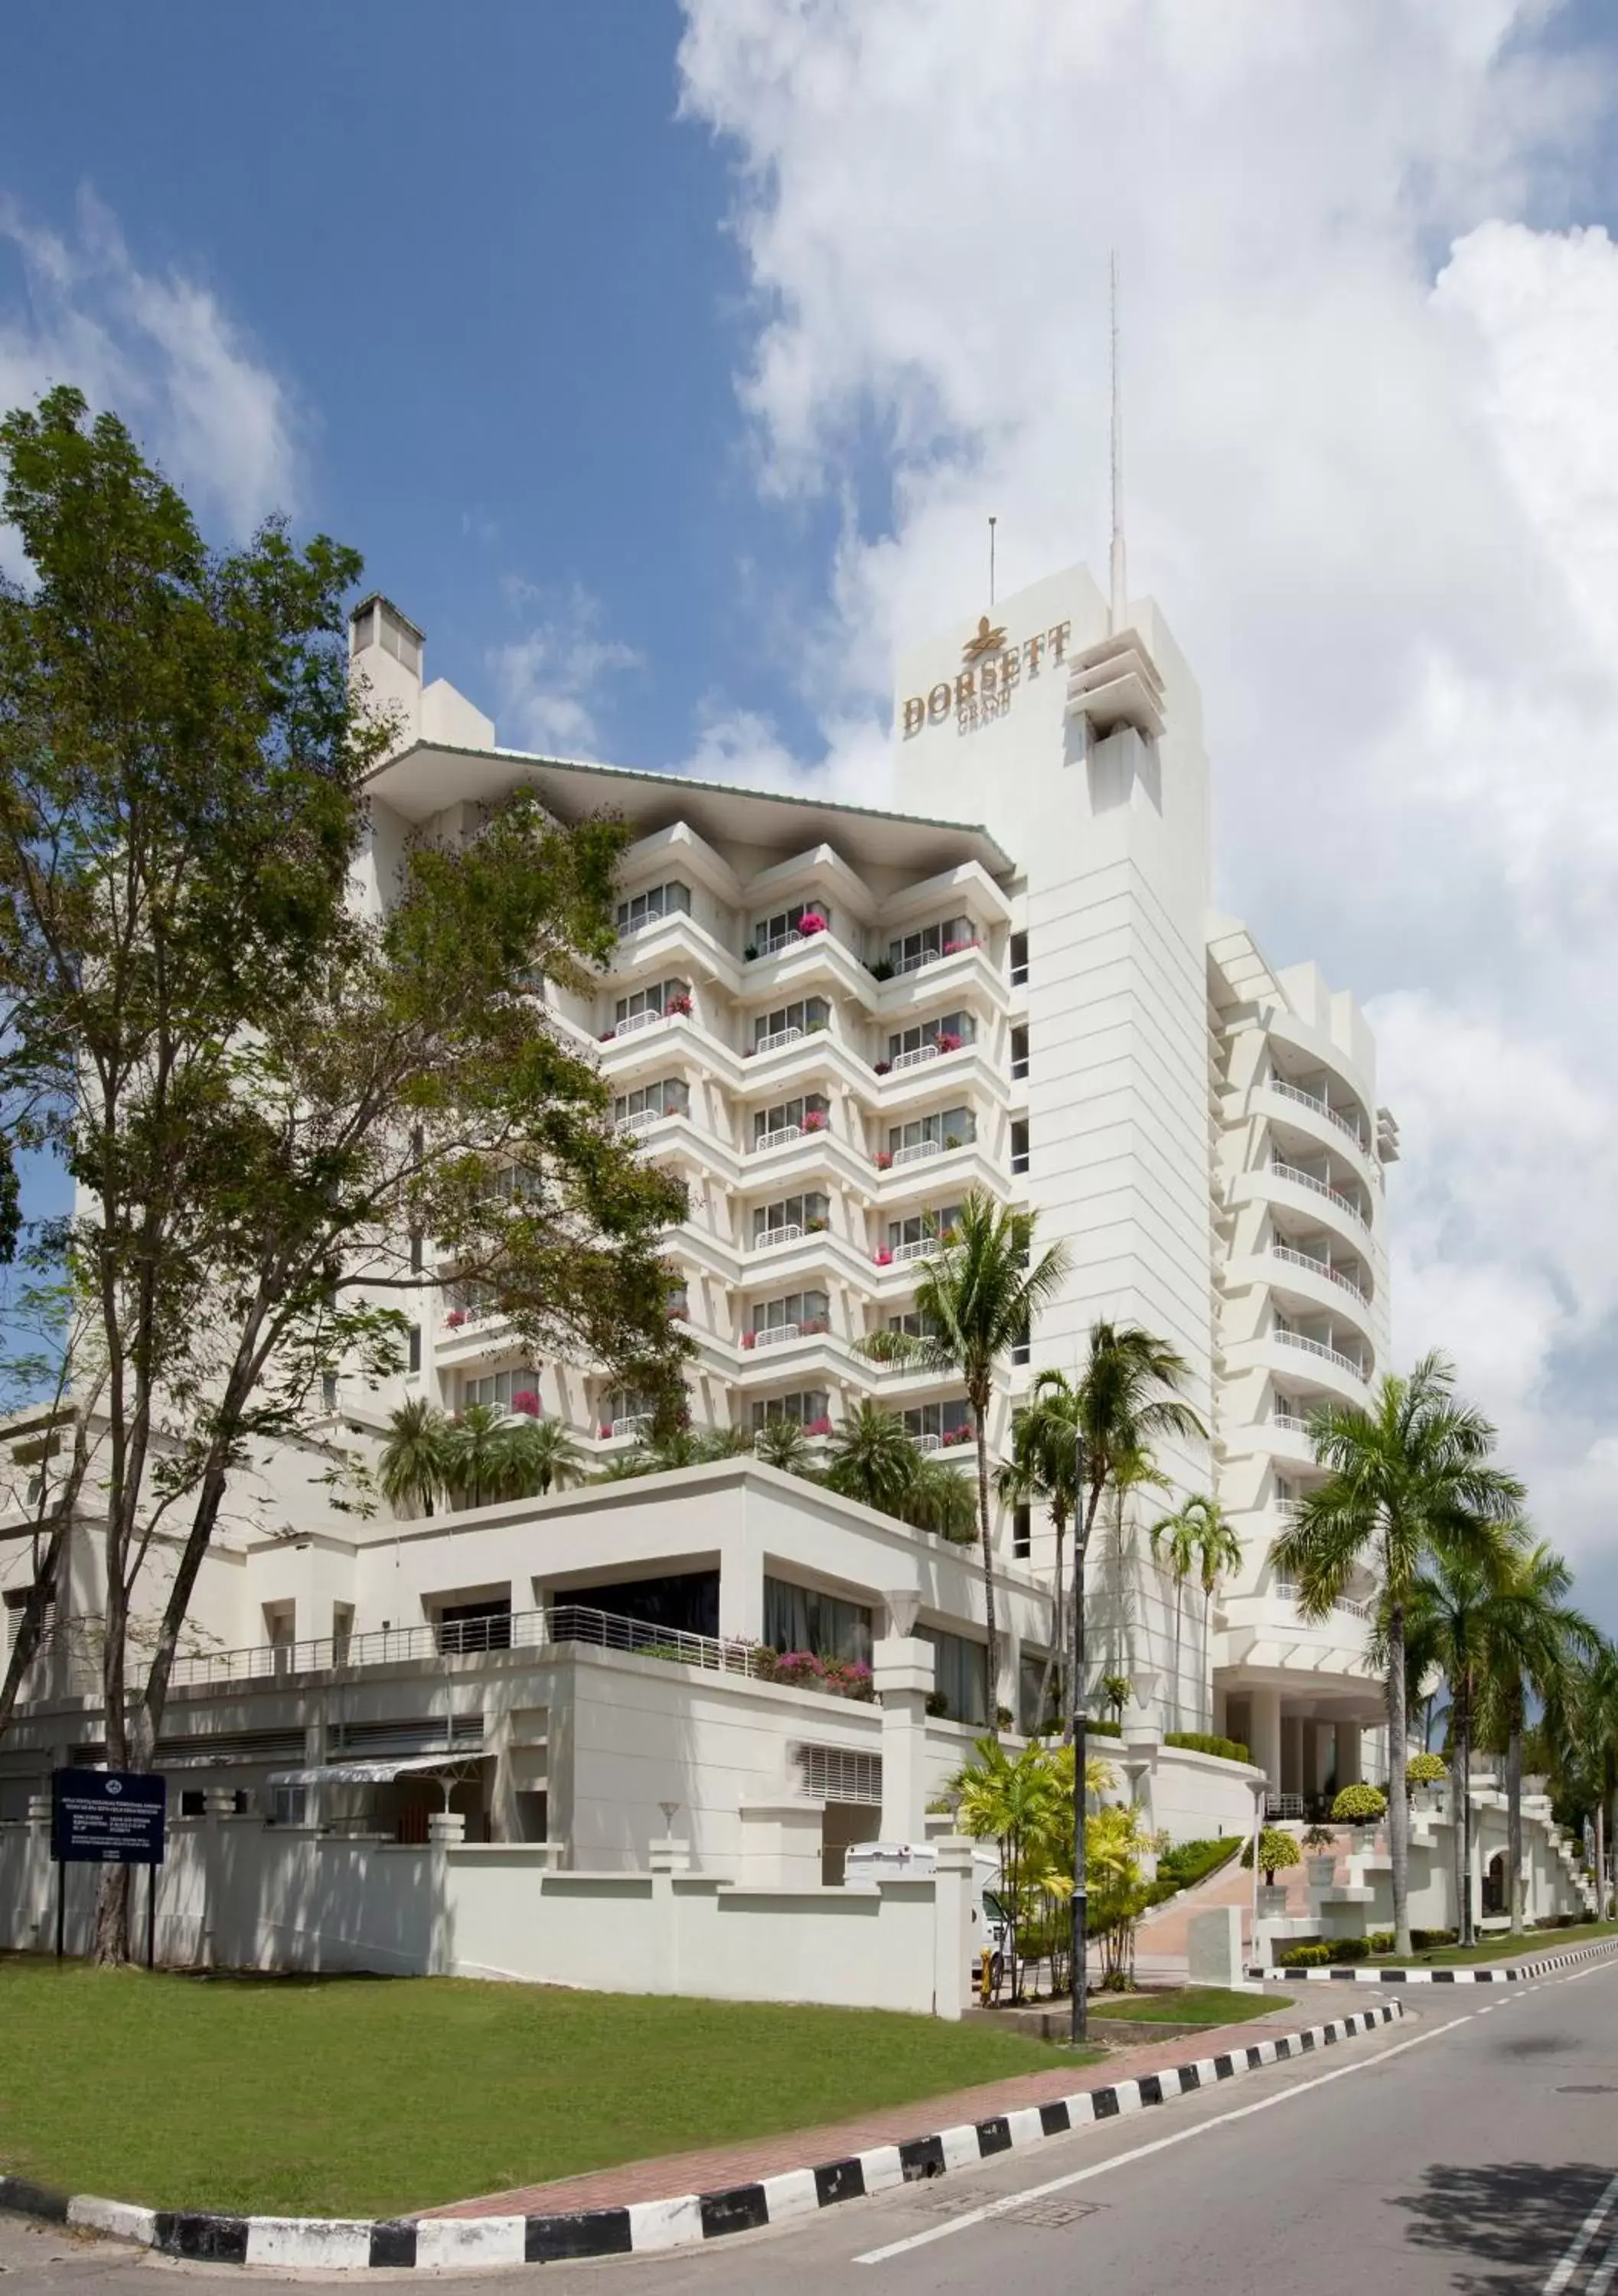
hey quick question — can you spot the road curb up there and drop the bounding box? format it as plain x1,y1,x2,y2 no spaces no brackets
1285,1937,1618,1984
0,2001,1405,2270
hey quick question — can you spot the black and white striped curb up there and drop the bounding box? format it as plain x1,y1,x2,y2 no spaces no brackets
0,2001,1403,2269
1287,1936,1618,1985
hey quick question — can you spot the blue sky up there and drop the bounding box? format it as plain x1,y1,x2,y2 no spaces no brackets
6,2,1618,1623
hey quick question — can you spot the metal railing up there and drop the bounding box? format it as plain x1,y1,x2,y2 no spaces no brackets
757,929,810,957
750,1322,802,1349
892,1138,944,1168
754,1124,804,1151
1274,1580,1375,1623
891,1042,941,1071
754,1026,804,1055
1275,1329,1368,1380
1269,1076,1365,1149
611,1008,661,1039
752,1223,804,1251
1269,1161,1369,1231
910,1431,944,1453
1270,1244,1369,1304
1271,1412,1314,1433
891,1237,935,1264
611,1412,654,1440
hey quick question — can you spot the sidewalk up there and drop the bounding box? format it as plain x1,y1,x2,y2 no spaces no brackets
419,1998,1314,2220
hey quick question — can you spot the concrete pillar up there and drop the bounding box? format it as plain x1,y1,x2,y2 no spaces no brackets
1335,1720,1362,1791
427,1811,465,1845
873,1626,936,1847
1189,1905,1244,1988
930,1833,977,2021
1280,1714,1303,1797
734,1799,822,1887
1249,1687,1283,1786
648,1836,692,1874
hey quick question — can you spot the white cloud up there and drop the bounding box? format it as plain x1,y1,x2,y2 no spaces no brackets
677,0,1618,1616
0,188,299,547
485,583,643,756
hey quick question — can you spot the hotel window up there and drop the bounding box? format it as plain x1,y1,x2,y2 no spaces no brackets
752,902,829,951
1010,1024,1029,1081
751,1290,830,1337
612,1078,689,1126
753,1192,830,1241
614,977,690,1026
917,1625,989,1725
754,1092,829,1143
407,1326,422,1374
886,917,971,974
1010,931,1029,987
887,1309,942,1339
1013,1505,1032,1560
887,1106,974,1156
749,1389,830,1431
887,1205,962,1250
901,1399,973,1442
461,1363,541,1411
616,881,692,933
605,1384,658,1428
1011,1118,1030,1176
762,1577,872,1665
887,1011,975,1062
754,996,830,1049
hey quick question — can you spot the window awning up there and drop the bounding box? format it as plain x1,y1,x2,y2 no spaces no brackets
265,1754,484,1789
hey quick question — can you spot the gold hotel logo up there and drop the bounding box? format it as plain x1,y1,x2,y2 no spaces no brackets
902,613,1074,737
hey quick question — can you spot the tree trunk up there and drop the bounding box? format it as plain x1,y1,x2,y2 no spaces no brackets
1171,1582,1183,1732
1387,1601,1412,1958
1597,1799,1607,1925
93,1507,132,1965
0,1515,70,1741
1505,1691,1524,1936
1036,1510,1065,1737
1203,1587,1215,1734
1455,1681,1473,1949
973,1410,998,1738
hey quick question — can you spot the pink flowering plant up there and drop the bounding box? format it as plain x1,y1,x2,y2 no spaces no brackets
797,912,827,935
510,1390,541,1417
801,1107,828,1131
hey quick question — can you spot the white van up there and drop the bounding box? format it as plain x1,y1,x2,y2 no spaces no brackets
843,1840,1012,1965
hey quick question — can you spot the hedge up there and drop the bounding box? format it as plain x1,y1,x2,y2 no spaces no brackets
1165,1730,1251,1765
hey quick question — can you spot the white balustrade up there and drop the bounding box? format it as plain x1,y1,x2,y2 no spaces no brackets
1270,1244,1369,1303
1270,1075,1365,1148
1275,1329,1368,1378
612,1008,661,1039
749,1322,802,1349
891,1042,941,1071
892,1138,944,1168
752,1224,804,1251
754,1026,804,1055
754,1124,804,1152
1269,1160,1370,1231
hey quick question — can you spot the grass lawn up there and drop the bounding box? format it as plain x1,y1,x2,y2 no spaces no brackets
1366,1919,1618,1969
0,1956,1091,2218
1086,1985,1291,2026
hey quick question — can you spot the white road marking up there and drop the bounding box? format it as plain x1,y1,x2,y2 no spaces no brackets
1590,2224,1618,2296
854,2015,1470,2265
1543,2170,1618,2294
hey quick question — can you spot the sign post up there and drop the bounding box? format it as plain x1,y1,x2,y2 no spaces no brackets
50,1768,167,1963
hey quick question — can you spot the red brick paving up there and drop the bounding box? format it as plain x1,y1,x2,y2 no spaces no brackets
419,2000,1316,2219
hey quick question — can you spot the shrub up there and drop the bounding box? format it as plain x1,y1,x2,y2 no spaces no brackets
1301,1822,1336,1853
869,957,895,981
798,912,827,934
772,1650,826,1688
803,1414,833,1437
1241,1828,1302,1883
743,943,758,961
1332,1783,1388,1823
935,1031,961,1052
664,993,692,1016
1085,1717,1123,1738
1333,1935,1373,1961
801,1108,828,1131
1279,1941,1335,1967
1406,1752,1447,1785
509,1390,541,1417
874,1150,893,1170
1156,1837,1241,1892
943,1132,963,1150
873,1059,892,1075
873,1247,893,1264
1165,1730,1251,1765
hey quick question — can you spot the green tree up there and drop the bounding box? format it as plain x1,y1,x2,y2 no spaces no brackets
1274,1353,1525,1958
824,1399,920,1516
0,389,688,1958
996,1371,1081,1728
503,1414,582,1499
1563,1644,1618,1921
378,1397,450,1518
864,1192,1070,1733
1151,1495,1242,1733
1474,1544,1594,1933
902,1452,978,1544
752,1415,816,1475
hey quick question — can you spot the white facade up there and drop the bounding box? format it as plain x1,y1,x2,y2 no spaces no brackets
0,564,1398,1871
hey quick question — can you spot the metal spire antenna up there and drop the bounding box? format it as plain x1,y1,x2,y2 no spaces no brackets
988,514,997,607
1108,249,1127,634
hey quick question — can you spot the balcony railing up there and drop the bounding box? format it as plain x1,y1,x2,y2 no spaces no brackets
1270,1076,1365,1149
890,1237,935,1265
892,1138,944,1168
155,1603,880,1697
755,1124,804,1152
752,1224,804,1251
910,1431,944,1453
754,1026,804,1055
1270,1244,1369,1304
1269,1160,1369,1231
1271,1411,1314,1434
1275,1329,1368,1380
611,1412,653,1440
611,1009,661,1039
1274,1580,1375,1624
891,1042,941,1072
750,1322,802,1349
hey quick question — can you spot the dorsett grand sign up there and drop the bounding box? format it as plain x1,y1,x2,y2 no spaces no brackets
902,613,1074,739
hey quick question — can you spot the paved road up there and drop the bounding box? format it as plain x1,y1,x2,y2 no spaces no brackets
5,1956,1618,2291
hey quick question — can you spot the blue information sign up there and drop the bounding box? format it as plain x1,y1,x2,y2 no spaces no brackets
51,1768,166,1865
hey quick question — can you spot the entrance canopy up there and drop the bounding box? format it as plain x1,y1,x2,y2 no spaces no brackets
265,1755,483,1789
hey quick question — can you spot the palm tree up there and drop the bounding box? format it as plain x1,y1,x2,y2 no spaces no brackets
1072,1324,1205,1738
1567,1643,1618,1920
1274,1352,1525,1958
1150,1495,1241,1733
378,1397,450,1518
996,1372,1081,1727
1475,1544,1594,1934
824,1400,918,1515
503,1416,582,1498
863,1192,1070,1733
439,1403,513,1510
902,1453,978,1544
752,1417,816,1475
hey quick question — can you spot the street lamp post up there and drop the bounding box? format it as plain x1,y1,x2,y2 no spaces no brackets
1070,1433,1088,2047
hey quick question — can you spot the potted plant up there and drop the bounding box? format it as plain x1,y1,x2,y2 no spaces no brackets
445,1307,467,1330
1101,1673,1132,1727
873,1058,892,1075
1241,1826,1302,1916
874,1150,893,1170
869,957,895,981
935,1030,961,1053
1406,1751,1447,1806
509,1390,542,1419
873,1246,893,1265
664,992,692,1017
740,1330,758,1350
804,1414,833,1437
943,1131,963,1150
1301,1821,1337,1888
801,1108,828,1132
798,912,827,936
1331,1782,1387,1845
743,943,758,961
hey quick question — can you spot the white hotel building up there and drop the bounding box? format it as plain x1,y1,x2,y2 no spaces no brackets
0,560,1395,1873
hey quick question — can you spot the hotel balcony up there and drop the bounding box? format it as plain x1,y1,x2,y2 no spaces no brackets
1222,1329,1371,1409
